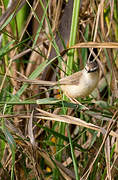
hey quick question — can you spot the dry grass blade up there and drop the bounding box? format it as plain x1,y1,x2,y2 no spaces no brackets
105,137,111,180
28,110,35,146
5,115,76,179
81,110,118,180
63,138,91,167
93,0,105,41
0,0,26,28
36,109,118,138
54,159,76,180
59,42,118,58
70,42,118,49
1,0,118,179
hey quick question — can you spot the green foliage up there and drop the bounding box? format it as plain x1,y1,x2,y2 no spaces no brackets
0,0,118,179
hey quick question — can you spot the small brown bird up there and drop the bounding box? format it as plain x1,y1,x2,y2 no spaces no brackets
59,60,99,99
19,60,99,103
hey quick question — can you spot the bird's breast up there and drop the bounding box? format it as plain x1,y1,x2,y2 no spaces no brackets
60,71,99,98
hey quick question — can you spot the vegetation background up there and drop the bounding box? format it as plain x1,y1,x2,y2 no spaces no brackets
0,0,118,179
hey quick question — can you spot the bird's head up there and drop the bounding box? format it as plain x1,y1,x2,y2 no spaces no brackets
85,60,99,73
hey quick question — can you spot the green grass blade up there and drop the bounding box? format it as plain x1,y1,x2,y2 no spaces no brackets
67,125,79,180
67,0,80,75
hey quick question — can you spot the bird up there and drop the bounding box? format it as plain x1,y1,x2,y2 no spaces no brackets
59,60,99,100
19,60,99,104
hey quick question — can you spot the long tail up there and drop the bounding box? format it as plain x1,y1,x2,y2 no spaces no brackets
17,79,57,86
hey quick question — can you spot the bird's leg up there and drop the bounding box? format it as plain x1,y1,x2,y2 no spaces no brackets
72,98,89,110
65,93,89,110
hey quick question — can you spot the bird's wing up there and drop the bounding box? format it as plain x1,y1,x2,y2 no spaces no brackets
59,71,82,85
